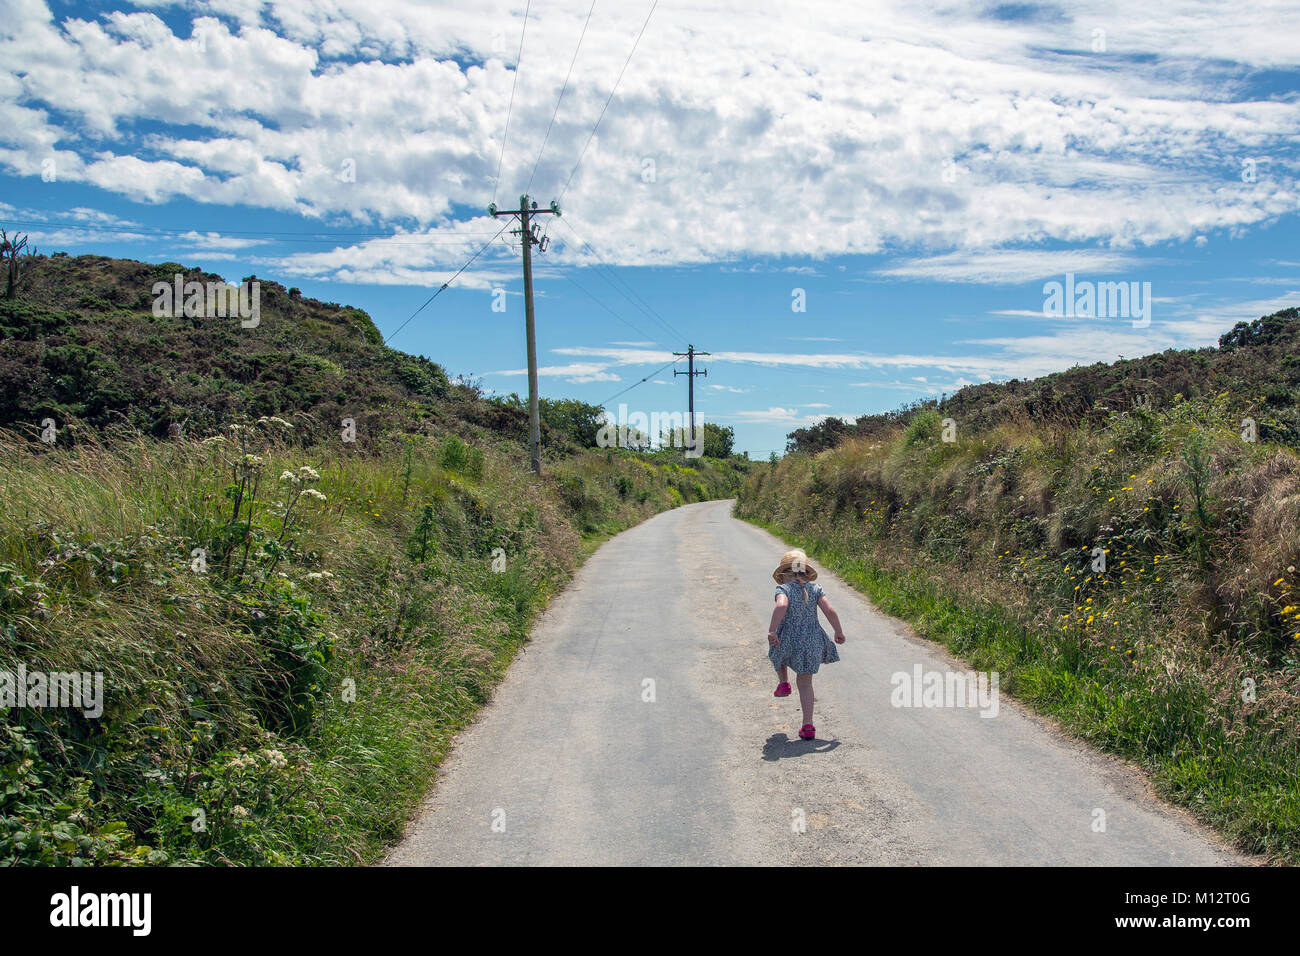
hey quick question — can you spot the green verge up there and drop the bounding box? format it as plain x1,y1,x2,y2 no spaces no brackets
0,425,747,865
739,513,1300,865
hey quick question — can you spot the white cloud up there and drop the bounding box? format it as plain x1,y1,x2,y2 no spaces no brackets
876,249,1150,285
0,0,1294,283
723,406,849,427
488,362,620,384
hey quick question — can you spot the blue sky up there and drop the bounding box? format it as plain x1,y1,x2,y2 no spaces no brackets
2,0,1299,457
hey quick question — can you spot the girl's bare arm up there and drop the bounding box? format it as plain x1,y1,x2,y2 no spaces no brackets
768,593,789,645
818,595,847,643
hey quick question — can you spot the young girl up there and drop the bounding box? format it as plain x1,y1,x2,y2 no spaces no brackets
767,549,846,740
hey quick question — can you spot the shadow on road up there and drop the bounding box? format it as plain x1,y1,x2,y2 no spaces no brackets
762,732,840,761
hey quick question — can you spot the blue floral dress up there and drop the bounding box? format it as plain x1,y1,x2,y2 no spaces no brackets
768,580,839,675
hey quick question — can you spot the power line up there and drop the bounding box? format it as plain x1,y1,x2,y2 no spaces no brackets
491,208,663,365
0,217,500,245
496,224,668,385
491,226,669,416
384,221,511,345
561,248,670,341
492,0,533,206
553,215,686,343
597,356,680,407
526,0,597,195
486,201,661,349
554,216,677,334
560,272,659,343
558,0,658,200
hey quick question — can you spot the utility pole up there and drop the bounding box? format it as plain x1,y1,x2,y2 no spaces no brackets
673,344,709,451
490,193,560,475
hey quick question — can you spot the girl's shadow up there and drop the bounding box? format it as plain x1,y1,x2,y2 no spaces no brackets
762,732,840,761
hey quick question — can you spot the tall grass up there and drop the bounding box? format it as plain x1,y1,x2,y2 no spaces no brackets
0,423,744,864
738,395,1300,861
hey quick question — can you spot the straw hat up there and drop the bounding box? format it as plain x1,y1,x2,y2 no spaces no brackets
773,548,818,583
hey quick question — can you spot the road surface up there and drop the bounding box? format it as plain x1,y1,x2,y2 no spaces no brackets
386,499,1241,866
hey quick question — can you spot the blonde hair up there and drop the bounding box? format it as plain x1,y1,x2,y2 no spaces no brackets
776,568,814,583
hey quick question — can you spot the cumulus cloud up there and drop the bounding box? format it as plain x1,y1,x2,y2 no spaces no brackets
0,0,1297,283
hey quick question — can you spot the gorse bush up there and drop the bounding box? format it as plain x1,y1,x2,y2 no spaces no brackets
903,407,941,447
437,435,472,473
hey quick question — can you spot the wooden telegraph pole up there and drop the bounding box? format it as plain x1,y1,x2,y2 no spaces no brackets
490,194,560,475
673,344,709,451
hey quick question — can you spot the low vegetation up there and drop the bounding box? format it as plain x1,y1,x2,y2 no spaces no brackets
740,310,1300,863
0,252,748,864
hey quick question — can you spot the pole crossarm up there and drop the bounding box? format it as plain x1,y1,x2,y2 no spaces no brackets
673,344,710,450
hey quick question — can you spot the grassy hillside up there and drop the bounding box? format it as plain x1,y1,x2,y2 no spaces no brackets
739,309,1300,862
0,253,749,864
1,252,430,438
0,251,619,454
786,307,1300,454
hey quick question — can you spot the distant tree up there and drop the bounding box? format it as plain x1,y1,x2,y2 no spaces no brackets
0,230,35,299
701,422,734,458
539,397,605,448
1219,308,1299,350
657,421,733,457
785,416,850,455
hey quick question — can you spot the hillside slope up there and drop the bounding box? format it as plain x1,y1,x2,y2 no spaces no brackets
787,307,1300,454
741,308,1300,862
0,252,749,865
1,254,434,437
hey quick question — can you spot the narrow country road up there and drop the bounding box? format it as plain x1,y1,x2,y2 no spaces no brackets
386,499,1241,866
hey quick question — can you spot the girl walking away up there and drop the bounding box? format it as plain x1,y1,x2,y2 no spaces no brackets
767,549,846,740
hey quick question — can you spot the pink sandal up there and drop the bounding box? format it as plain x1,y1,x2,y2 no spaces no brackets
774,682,791,697
798,724,816,740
